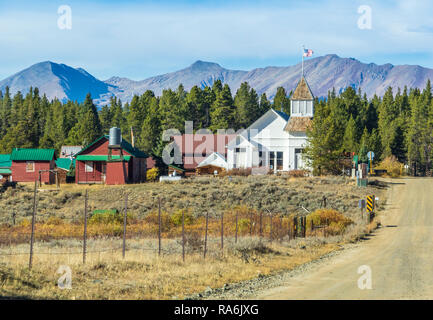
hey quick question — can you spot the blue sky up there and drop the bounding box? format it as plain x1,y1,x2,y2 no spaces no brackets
0,0,432,80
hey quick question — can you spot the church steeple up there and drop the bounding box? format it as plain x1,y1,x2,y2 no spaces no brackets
290,76,314,117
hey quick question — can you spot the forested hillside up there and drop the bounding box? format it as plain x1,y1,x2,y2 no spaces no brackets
0,79,432,176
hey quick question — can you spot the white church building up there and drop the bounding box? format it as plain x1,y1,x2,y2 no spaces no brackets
227,76,314,173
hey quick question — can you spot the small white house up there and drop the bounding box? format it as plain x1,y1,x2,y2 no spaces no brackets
197,152,228,170
227,76,314,173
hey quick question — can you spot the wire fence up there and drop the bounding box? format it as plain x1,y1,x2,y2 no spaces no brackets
0,181,371,268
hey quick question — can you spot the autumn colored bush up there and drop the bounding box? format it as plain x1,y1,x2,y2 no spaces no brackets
146,167,159,181
170,209,195,226
89,211,123,225
307,208,353,235
45,216,65,226
374,156,404,177
286,170,308,178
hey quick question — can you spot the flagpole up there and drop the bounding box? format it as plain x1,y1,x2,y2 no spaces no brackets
302,45,305,77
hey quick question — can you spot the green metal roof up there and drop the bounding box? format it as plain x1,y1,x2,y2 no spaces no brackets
56,158,74,171
168,164,185,172
10,148,55,161
0,154,11,168
75,135,148,159
76,155,131,161
0,168,11,174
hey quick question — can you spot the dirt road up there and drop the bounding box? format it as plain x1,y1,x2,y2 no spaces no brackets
255,178,433,299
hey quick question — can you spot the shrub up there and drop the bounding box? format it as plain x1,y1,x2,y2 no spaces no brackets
89,211,123,225
374,156,403,177
286,170,308,178
307,208,352,235
18,219,31,228
147,168,159,181
185,232,204,251
45,216,65,226
144,210,173,231
238,218,251,233
220,168,252,177
170,209,195,226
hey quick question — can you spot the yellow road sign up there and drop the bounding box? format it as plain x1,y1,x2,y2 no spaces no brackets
366,195,374,212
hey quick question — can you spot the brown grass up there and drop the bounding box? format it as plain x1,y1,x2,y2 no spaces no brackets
0,237,339,300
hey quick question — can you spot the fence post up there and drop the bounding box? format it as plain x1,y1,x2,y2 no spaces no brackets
12,212,16,226
204,212,209,259
29,180,37,270
83,190,88,264
221,212,224,252
293,217,298,238
235,210,238,244
122,193,128,259
304,217,307,237
310,218,314,236
182,210,185,262
158,196,161,256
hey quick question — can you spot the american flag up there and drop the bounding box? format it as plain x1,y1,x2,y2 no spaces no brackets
303,49,313,57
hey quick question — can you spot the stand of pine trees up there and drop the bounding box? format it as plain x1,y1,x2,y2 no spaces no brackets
0,82,272,158
304,81,433,176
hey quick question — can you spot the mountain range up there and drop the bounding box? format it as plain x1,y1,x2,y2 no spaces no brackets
1,54,433,105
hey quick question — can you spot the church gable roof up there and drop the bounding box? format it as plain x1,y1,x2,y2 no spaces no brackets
284,117,312,132
291,77,314,100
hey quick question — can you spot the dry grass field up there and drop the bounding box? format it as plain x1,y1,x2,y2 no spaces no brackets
0,175,387,299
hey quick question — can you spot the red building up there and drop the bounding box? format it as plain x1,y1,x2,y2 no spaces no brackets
74,135,147,185
172,134,236,175
10,148,56,184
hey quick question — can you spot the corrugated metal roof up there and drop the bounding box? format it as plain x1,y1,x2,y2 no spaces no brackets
10,148,55,161
0,154,11,168
76,155,131,161
0,168,11,174
56,158,73,171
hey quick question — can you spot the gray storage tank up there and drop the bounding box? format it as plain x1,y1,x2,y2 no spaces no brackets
109,127,122,146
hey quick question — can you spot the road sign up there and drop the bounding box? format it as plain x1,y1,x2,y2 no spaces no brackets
367,151,375,160
366,195,374,212
358,199,366,209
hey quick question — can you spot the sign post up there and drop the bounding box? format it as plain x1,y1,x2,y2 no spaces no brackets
366,195,374,223
367,151,375,175
358,199,366,219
